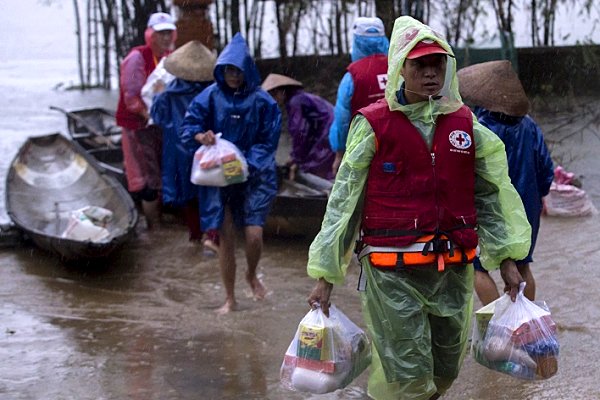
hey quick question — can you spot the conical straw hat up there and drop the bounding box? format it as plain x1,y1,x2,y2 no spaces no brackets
261,73,302,92
457,60,530,116
164,40,216,82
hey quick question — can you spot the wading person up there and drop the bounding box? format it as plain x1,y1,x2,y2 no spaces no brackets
458,60,554,305
329,17,389,176
306,16,532,400
151,40,218,253
262,73,335,180
116,12,177,229
180,33,281,314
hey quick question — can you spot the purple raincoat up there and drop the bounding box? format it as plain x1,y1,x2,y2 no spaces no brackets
286,89,335,180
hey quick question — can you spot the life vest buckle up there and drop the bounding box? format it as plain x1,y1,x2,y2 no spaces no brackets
423,237,450,255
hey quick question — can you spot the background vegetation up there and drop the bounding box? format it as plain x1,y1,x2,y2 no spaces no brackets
48,0,598,89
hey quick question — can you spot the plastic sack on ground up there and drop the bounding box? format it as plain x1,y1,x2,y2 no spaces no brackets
472,283,559,380
543,165,597,217
190,133,248,187
543,182,597,217
280,304,371,394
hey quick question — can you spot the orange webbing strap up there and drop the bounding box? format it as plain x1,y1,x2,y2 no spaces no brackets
437,254,445,272
367,236,477,272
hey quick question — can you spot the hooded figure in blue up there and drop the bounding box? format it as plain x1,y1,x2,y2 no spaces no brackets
458,60,554,305
180,32,281,314
328,17,389,175
151,41,216,245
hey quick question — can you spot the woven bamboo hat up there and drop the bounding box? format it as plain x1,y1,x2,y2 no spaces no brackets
164,40,216,82
457,60,530,116
261,73,303,92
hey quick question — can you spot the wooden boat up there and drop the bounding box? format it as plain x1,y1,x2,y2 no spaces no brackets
49,106,331,221
6,133,138,260
50,106,126,186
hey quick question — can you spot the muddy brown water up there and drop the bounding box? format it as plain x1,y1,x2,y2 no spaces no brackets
1,80,599,398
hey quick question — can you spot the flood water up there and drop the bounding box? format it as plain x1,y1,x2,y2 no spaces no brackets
1,53,600,400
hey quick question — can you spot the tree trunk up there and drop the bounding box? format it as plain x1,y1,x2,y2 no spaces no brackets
275,0,288,61
231,0,240,35
334,1,343,55
73,0,85,89
375,0,395,38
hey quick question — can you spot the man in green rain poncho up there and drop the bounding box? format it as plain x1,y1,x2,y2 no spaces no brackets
307,16,532,400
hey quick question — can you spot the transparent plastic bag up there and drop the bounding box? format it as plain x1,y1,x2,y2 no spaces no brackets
61,206,112,242
280,304,371,394
141,58,175,111
472,283,559,380
190,133,248,187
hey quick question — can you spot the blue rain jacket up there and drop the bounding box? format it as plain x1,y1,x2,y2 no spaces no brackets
475,107,554,261
180,33,282,230
151,78,212,207
329,34,390,152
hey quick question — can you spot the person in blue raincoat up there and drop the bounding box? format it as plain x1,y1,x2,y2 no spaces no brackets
458,60,554,305
180,33,282,314
262,73,335,180
329,17,389,175
151,40,218,252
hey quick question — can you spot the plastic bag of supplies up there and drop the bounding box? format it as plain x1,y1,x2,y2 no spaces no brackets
472,283,559,380
280,304,371,394
190,133,248,187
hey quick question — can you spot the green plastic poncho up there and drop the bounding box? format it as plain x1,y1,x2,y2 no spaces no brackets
306,16,531,400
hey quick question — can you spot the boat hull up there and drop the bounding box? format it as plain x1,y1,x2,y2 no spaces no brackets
6,133,138,260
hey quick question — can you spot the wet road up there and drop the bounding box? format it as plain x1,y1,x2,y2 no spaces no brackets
1,67,600,398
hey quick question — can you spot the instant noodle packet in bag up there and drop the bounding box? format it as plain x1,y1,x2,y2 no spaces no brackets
190,133,248,186
280,305,371,394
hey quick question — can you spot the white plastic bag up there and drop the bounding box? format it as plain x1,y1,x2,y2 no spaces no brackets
280,305,371,394
190,134,248,187
472,283,559,380
61,206,112,242
141,58,175,112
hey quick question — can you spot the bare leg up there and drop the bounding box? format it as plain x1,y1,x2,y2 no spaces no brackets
244,225,267,300
141,199,161,230
517,263,535,301
474,269,501,306
216,207,237,314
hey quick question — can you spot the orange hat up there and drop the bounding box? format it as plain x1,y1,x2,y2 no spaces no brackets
407,39,451,60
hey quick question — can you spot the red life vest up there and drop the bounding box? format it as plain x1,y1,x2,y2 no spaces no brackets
116,45,158,130
347,54,388,115
358,101,478,267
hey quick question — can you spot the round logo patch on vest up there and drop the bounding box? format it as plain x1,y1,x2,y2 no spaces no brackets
449,130,472,150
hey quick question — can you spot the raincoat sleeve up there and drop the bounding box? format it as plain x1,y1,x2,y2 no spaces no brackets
532,120,555,197
179,89,212,153
473,118,532,270
120,51,148,115
150,92,170,129
307,115,375,285
328,73,355,152
245,95,281,174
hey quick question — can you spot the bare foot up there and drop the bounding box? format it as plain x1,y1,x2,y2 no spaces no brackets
215,298,237,315
203,239,219,254
246,275,268,300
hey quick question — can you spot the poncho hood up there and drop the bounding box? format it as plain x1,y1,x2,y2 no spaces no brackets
386,16,463,122
213,32,261,95
351,34,390,62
